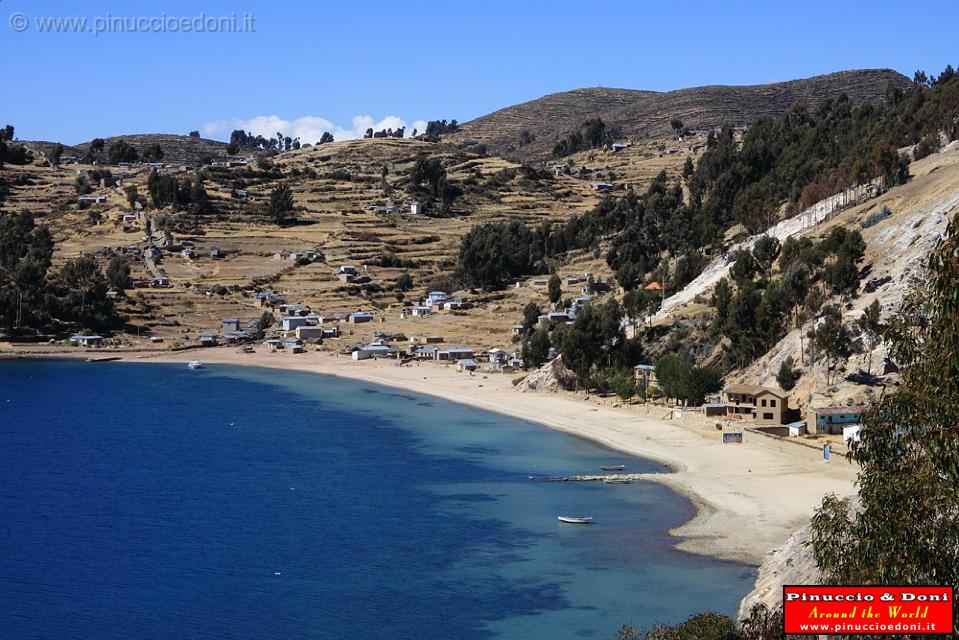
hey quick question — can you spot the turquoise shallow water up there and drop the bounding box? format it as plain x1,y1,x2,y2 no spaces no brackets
0,360,754,639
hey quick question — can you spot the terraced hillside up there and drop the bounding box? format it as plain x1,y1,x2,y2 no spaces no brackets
449,69,912,160
5,137,656,350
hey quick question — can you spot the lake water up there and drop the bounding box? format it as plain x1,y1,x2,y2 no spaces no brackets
0,360,754,639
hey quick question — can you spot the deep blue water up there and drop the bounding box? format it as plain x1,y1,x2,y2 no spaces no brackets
0,361,754,639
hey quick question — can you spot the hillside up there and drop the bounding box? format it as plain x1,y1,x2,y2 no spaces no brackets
448,69,912,160
1,137,624,350
24,134,229,164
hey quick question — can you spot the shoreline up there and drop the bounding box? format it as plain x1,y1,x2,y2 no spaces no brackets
4,347,858,567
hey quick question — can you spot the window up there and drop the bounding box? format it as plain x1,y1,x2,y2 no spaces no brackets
771,399,777,407
763,412,774,420
761,399,767,407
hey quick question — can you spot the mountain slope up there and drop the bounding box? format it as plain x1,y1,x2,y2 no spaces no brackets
449,69,913,160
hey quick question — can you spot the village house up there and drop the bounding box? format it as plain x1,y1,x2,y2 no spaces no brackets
442,298,466,311
282,338,305,353
808,405,869,435
282,316,310,331
411,335,444,345
198,331,219,347
426,291,449,306
610,142,631,153
457,359,479,372
413,346,438,360
721,384,794,424
295,326,326,341
564,275,581,285
348,311,374,324
144,245,162,260
352,340,392,360
181,248,196,260
511,324,525,335
221,319,241,334
209,247,222,259
254,290,285,308
78,194,108,205
590,182,615,193
410,306,431,317
488,348,508,364
410,201,424,215
437,347,475,362
70,334,103,347
151,276,171,288
338,264,359,282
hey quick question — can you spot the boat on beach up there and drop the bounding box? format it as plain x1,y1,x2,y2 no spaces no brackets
603,478,632,484
187,360,204,369
557,516,593,524
599,465,625,471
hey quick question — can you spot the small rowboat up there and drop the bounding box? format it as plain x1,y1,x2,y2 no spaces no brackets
557,516,593,524
603,478,632,484
599,464,625,471
187,360,204,369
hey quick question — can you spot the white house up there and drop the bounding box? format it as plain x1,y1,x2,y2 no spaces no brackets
282,316,310,331
410,201,424,215
70,334,103,347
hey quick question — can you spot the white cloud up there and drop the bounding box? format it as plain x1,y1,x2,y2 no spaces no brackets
202,113,422,144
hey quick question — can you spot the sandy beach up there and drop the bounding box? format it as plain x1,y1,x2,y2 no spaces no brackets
84,346,858,567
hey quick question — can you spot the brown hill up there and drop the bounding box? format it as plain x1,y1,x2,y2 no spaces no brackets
449,69,913,160
24,134,229,164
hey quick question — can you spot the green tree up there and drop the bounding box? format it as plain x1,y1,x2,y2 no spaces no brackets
105,256,131,293
522,328,551,369
811,305,850,385
395,272,413,292
142,142,164,162
124,185,138,210
855,299,884,375
776,356,800,391
268,184,295,225
252,311,275,339
547,274,562,304
654,354,687,403
522,302,541,331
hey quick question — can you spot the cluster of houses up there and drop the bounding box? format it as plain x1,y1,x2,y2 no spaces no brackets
402,291,467,318
351,340,522,372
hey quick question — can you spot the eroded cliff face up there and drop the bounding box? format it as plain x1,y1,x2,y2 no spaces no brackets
740,497,861,619
738,524,820,619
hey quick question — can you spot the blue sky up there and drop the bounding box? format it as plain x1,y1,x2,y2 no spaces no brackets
2,0,955,144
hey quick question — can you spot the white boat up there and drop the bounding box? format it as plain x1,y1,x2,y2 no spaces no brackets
599,464,625,471
603,478,632,484
187,360,204,369
557,516,593,524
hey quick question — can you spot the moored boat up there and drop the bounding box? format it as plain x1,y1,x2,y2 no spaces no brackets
557,516,593,524
603,478,632,484
187,360,204,369
599,464,625,471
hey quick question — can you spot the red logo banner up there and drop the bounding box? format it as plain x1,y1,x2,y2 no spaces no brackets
783,585,954,635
